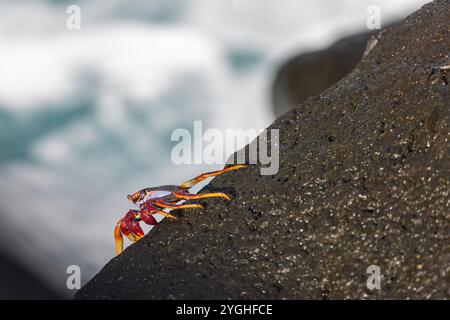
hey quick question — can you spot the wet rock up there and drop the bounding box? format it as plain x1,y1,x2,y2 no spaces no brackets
76,0,450,299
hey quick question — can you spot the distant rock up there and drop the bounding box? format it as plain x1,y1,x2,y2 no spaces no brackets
76,0,449,299
272,30,378,117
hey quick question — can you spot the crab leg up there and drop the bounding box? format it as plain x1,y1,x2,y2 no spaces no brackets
140,208,178,220
174,191,232,201
180,164,247,189
155,201,204,210
154,210,178,219
127,232,144,242
114,223,124,256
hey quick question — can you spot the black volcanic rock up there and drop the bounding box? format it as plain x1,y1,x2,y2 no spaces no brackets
76,0,450,299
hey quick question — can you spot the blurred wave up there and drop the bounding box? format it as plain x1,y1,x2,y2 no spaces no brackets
0,0,430,296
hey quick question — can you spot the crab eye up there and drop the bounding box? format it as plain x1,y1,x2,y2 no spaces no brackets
127,191,141,203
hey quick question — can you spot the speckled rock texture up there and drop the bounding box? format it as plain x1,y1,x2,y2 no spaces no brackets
76,0,450,299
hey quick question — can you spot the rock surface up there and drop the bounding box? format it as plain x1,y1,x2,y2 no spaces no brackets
76,0,449,299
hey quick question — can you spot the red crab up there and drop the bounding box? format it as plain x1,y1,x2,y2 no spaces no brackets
114,164,247,255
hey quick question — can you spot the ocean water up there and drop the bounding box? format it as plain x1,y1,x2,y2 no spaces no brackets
0,0,430,295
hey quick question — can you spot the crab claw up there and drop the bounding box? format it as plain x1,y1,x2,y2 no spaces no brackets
139,206,160,225
114,210,146,255
126,219,145,240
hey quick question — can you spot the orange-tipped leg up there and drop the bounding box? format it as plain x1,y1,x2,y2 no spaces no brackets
174,192,232,201
114,222,124,256
154,210,178,219
180,164,248,189
155,201,204,210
